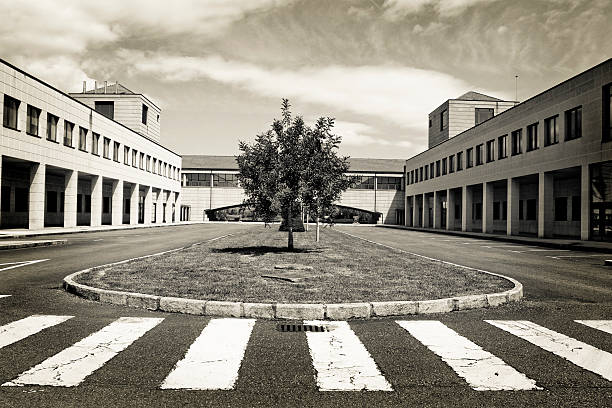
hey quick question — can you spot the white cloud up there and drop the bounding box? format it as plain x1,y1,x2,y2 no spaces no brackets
123,52,486,130
333,121,413,148
13,56,95,92
382,0,499,19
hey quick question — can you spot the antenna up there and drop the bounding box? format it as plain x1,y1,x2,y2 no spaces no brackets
515,75,519,102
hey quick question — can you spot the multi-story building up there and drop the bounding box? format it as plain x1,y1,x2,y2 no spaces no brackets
180,156,405,224
0,59,182,230
405,58,612,241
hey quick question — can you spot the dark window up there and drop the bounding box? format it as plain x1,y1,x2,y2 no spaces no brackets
26,105,41,136
544,115,559,145
77,194,83,213
449,155,455,173
125,199,131,214
472,203,482,220
475,108,494,125
103,197,110,214
565,106,582,141
91,133,100,155
419,167,423,182
60,192,64,211
511,129,522,155
79,127,87,151
493,201,500,220
3,95,20,130
103,137,111,159
95,101,114,120
604,84,612,142
213,173,241,188
486,139,495,162
140,153,144,169
572,196,581,221
466,148,474,168
350,176,374,189
124,146,130,165
142,104,148,125
377,176,402,190
85,195,91,213
132,150,138,167
456,151,463,171
15,187,28,212
442,158,447,175
519,199,524,220
526,199,537,220
64,121,74,147
526,122,538,151
436,160,441,177
46,191,57,213
113,142,120,162
1,186,10,211
428,118,432,128
455,204,461,219
146,155,151,171
498,134,507,159
502,201,507,220
440,109,448,130
424,165,428,180
554,197,567,221
47,113,58,142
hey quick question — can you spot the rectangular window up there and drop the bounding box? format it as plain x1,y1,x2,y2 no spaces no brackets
102,197,110,214
502,201,507,220
140,152,144,169
526,122,538,151
113,142,120,162
442,158,447,175
64,121,74,147
125,199,131,214
511,129,522,155
572,196,581,221
605,84,612,142
1,186,10,212
466,148,474,168
26,105,41,136
424,166,428,180
3,95,20,130
351,176,375,189
152,158,157,174
493,201,500,220
377,176,402,190
142,104,148,125
449,155,455,173
456,151,463,171
46,191,57,213
428,118,432,128
436,160,441,177
486,139,495,163
132,150,138,167
565,106,582,141
519,199,524,220
91,133,100,155
440,109,448,131
476,144,484,165
95,101,114,120
214,173,240,187
46,113,58,142
124,146,130,165
429,163,434,178
475,108,494,125
79,127,87,151
419,167,423,182
146,155,151,172
77,194,83,213
103,137,111,159
185,173,212,187
544,115,559,146
554,197,567,221
85,195,91,213
526,199,537,220
472,203,482,220
498,134,507,159
455,204,461,219
15,188,28,212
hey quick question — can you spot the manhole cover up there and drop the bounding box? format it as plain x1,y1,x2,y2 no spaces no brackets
277,323,329,332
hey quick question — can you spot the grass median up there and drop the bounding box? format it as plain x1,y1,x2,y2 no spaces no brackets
76,226,513,303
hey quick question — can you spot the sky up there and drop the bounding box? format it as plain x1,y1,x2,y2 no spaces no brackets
1,0,610,159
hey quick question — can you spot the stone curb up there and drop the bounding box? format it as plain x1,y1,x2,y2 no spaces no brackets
0,239,67,250
63,233,524,320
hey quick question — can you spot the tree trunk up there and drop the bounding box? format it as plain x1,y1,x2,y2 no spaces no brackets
316,217,320,242
305,207,309,231
287,207,294,250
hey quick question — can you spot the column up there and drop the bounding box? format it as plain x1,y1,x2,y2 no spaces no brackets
156,189,163,224
129,183,139,225
461,186,472,231
507,178,520,236
482,182,494,234
143,185,152,224
433,191,442,229
111,180,123,226
90,175,102,227
174,192,181,223
412,195,418,227
63,170,77,228
580,164,589,240
405,196,410,227
422,193,429,228
538,172,554,238
164,190,172,223
29,163,45,230
446,189,455,230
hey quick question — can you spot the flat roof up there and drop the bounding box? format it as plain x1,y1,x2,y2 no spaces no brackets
181,155,405,173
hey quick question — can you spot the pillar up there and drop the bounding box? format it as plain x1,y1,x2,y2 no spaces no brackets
446,189,455,230
422,193,429,228
155,189,163,224
143,185,152,224
174,192,181,223
130,183,139,225
63,169,77,228
90,175,102,227
538,172,554,238
405,196,410,227
164,190,172,223
29,163,45,230
507,178,520,236
482,182,494,233
412,195,419,227
111,180,123,226
461,185,472,232
433,191,442,229
580,164,590,240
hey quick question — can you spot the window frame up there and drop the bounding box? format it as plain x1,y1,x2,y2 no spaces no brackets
26,104,41,136
63,120,74,147
103,137,111,159
142,104,148,125
78,127,88,151
440,109,448,131
91,132,100,156
564,106,582,141
3,94,20,131
456,151,463,171
526,122,539,151
511,129,522,155
486,139,495,163
544,115,559,146
498,134,507,159
46,113,59,142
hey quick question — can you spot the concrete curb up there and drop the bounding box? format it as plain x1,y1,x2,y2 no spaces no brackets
63,233,524,320
0,239,67,250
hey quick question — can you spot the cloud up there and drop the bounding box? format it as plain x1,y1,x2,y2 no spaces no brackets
333,121,413,148
123,52,486,130
382,0,499,19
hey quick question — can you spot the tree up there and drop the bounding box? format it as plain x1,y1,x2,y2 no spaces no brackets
236,99,351,249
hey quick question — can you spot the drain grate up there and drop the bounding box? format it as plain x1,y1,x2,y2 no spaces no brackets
277,323,328,332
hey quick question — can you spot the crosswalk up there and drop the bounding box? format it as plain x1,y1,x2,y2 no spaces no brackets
0,295,10,299
0,316,611,391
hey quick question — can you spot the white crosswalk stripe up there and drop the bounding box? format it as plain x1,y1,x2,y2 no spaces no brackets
0,315,73,349
486,320,612,382
575,320,612,335
397,320,540,391
2,317,163,387
161,318,255,390
0,295,10,299
305,320,393,391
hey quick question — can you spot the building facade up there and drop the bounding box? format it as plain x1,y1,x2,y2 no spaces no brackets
1,59,182,230
405,58,612,241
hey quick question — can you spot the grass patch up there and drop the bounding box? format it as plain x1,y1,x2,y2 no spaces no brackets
76,226,513,303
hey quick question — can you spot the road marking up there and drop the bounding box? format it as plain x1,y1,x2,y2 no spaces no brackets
0,315,73,349
161,318,255,390
92,239,103,242
546,254,610,260
486,320,612,382
3,317,163,387
396,320,539,391
0,295,10,299
305,320,393,392
575,320,612,335
0,259,49,272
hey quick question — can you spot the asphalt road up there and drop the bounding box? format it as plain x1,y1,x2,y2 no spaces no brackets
0,224,610,407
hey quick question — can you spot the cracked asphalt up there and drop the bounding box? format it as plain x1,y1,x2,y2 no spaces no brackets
0,223,611,407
